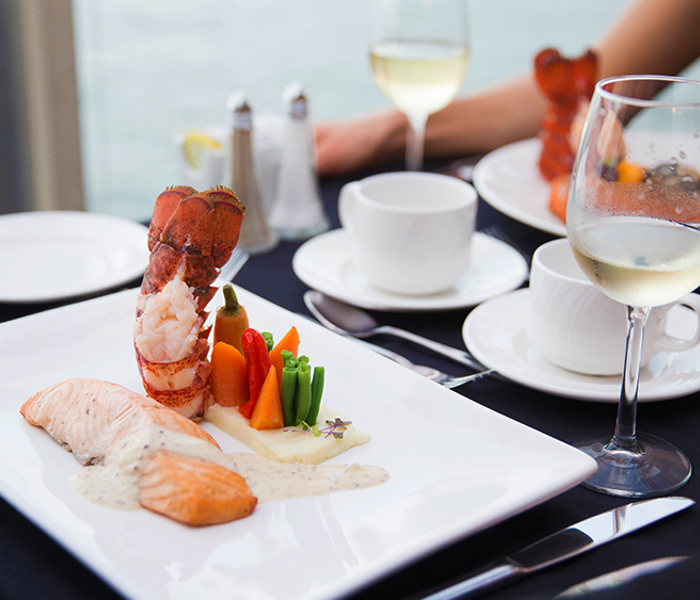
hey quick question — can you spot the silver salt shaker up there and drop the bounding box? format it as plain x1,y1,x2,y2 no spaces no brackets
226,91,278,255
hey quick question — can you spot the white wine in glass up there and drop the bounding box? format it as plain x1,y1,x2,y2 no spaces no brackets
567,75,700,497
370,0,469,171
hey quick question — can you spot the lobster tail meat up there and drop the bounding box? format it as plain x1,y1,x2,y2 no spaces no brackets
534,48,598,181
135,186,245,419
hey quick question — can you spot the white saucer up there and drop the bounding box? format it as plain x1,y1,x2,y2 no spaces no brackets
0,211,149,303
462,288,700,402
473,138,568,237
292,229,529,312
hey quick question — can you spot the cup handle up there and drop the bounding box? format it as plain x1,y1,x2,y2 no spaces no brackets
338,182,360,232
655,293,700,352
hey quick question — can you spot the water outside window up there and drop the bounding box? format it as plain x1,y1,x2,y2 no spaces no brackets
71,0,698,222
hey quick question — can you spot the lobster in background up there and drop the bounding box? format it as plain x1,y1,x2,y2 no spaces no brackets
535,47,598,182
534,48,597,222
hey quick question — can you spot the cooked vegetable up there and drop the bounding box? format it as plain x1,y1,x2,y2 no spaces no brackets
239,328,273,419
549,173,570,223
210,341,249,407
249,366,284,430
222,324,325,429
617,160,645,183
213,285,250,354
269,326,300,388
262,331,274,352
294,365,312,424
306,367,325,426
280,352,299,426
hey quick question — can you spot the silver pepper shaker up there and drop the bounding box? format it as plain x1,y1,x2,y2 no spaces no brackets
268,81,329,240
226,91,278,255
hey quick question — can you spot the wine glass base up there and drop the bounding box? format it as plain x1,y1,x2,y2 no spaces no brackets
568,429,692,498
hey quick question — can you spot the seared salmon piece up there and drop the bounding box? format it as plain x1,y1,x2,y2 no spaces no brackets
20,378,219,465
138,450,257,526
21,378,257,526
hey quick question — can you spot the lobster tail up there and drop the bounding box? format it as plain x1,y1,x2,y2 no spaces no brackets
147,185,197,251
534,48,598,182
203,186,246,267
134,185,245,419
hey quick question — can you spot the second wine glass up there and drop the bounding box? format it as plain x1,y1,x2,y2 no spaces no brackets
370,0,469,171
567,75,700,497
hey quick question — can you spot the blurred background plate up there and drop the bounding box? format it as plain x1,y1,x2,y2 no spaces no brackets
0,211,149,303
473,138,568,237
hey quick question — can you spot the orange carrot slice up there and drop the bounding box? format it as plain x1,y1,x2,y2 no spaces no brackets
210,341,249,407
617,160,645,183
250,366,283,430
269,326,300,388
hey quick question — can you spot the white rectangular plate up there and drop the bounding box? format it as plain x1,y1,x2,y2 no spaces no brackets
0,288,596,600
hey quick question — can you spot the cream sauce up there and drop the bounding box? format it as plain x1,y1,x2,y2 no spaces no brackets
227,453,389,503
70,423,388,510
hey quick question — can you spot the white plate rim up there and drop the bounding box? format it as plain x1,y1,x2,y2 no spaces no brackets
462,288,700,402
473,138,568,237
0,287,596,600
292,228,528,312
0,211,149,303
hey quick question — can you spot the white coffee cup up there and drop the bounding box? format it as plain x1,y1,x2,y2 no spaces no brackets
338,172,478,295
527,238,700,375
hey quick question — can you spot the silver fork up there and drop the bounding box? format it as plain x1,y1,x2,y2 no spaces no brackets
217,248,250,283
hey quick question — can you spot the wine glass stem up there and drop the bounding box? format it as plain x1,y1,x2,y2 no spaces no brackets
406,113,428,171
612,305,651,449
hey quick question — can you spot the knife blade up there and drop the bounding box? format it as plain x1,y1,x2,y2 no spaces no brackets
555,555,688,598
411,496,694,600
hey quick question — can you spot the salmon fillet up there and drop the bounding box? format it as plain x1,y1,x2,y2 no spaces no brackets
20,378,219,465
21,378,257,526
139,450,256,526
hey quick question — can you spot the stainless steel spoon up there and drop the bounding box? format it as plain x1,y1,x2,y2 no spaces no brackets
304,290,490,372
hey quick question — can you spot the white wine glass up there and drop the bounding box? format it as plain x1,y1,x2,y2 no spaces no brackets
567,75,700,497
370,0,469,171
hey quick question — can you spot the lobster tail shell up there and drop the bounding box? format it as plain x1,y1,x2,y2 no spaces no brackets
135,185,245,420
141,186,245,295
148,186,197,252
160,193,215,256
534,49,596,104
534,48,598,181
203,186,246,267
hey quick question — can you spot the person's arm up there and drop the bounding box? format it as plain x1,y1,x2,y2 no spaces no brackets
424,75,543,160
315,0,700,177
594,0,700,80
314,75,543,176
437,0,700,154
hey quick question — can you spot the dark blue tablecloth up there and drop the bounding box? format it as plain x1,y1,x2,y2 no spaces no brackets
1,164,699,600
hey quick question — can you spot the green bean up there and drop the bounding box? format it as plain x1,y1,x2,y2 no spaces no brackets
306,366,325,426
280,367,298,426
261,331,274,352
280,349,294,366
295,364,312,424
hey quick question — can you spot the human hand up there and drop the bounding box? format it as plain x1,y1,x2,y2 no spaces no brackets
314,111,407,177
